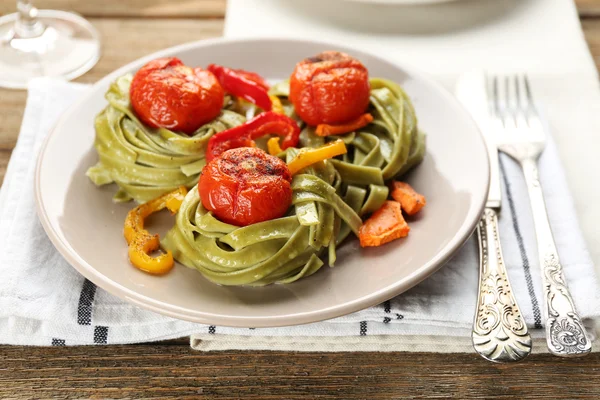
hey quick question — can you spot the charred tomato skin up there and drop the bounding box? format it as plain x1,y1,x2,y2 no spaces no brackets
130,57,224,135
198,147,293,226
289,51,370,126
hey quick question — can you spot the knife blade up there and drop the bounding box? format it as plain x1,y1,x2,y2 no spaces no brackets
455,71,501,209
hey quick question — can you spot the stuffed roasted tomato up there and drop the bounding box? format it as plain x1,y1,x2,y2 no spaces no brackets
199,147,293,226
289,51,370,126
130,57,224,134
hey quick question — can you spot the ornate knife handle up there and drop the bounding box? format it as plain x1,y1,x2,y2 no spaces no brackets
521,159,591,356
472,208,532,362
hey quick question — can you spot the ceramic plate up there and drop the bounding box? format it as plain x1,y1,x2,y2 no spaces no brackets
35,38,489,327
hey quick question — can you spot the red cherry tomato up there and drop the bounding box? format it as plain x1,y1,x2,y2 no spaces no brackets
289,51,370,126
130,57,224,135
199,147,292,227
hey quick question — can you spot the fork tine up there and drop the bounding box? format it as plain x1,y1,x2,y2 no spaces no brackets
514,75,526,126
510,75,518,125
502,75,519,128
514,75,521,110
523,74,536,112
484,72,492,115
510,74,532,128
492,75,499,117
514,75,529,114
504,76,510,114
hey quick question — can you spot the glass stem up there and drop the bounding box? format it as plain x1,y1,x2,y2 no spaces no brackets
15,0,45,38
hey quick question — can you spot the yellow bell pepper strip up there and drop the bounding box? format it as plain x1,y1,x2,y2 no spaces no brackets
123,186,188,275
261,95,287,156
270,95,285,115
267,136,283,156
128,232,171,275
288,140,347,175
315,113,373,137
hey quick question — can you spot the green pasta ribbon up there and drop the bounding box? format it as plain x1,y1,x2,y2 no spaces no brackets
86,74,247,203
161,78,426,286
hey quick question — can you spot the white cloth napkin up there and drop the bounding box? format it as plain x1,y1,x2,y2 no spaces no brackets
0,74,597,349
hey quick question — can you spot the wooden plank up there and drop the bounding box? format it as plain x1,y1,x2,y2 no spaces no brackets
0,91,27,152
0,0,227,18
78,18,223,80
0,17,224,162
2,345,600,399
0,149,10,186
577,0,600,17
583,18,600,71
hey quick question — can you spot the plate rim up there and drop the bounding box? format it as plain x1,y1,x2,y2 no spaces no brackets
34,36,490,328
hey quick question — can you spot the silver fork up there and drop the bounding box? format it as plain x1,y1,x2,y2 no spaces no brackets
492,75,592,357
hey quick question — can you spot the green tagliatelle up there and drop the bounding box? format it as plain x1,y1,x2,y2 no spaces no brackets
161,77,426,286
86,74,247,203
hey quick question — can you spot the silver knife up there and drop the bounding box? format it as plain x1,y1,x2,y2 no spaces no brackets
455,71,532,362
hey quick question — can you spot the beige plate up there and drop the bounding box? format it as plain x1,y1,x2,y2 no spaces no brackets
35,38,489,328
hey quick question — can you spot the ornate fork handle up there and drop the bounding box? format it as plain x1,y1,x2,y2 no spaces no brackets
521,159,591,356
473,208,532,362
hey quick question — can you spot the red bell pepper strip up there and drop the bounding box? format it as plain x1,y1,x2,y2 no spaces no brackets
206,111,300,161
207,64,272,111
232,69,270,91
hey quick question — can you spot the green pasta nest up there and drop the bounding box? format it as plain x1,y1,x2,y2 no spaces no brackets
162,163,361,286
161,78,426,286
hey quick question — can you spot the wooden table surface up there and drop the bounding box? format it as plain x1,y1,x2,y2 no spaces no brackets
2,1,600,398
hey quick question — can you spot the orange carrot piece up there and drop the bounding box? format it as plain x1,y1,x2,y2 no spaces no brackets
315,113,373,137
389,181,426,215
358,201,410,247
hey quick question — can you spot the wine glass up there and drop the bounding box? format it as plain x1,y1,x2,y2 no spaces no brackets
0,1,100,89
